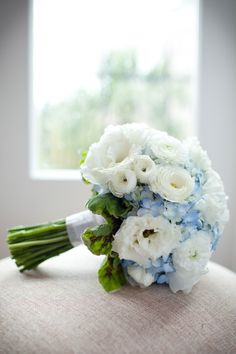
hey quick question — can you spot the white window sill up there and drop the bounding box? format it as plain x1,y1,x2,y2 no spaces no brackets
30,169,82,181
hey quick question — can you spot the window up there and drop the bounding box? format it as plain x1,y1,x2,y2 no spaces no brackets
32,0,198,174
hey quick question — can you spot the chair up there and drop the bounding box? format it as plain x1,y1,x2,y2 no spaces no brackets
0,245,236,354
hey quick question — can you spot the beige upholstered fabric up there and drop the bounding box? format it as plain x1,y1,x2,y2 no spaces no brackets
0,245,236,354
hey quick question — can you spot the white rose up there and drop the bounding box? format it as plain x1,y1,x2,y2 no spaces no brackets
133,155,156,184
184,137,211,171
149,134,188,165
108,167,137,197
127,265,155,287
112,214,181,266
149,165,194,202
168,231,211,293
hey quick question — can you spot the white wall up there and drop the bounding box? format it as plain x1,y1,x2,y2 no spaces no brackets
0,0,236,272
198,0,236,271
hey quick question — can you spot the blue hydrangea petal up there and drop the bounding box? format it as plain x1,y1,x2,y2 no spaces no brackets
141,198,153,209
183,210,200,225
163,263,174,273
211,225,220,251
137,208,150,217
157,274,168,284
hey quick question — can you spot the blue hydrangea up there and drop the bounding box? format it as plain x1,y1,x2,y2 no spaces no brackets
146,255,175,284
137,194,164,217
121,255,175,286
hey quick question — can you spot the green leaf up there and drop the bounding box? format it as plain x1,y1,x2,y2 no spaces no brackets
98,255,126,292
79,151,87,166
82,223,113,255
80,151,91,184
86,193,132,221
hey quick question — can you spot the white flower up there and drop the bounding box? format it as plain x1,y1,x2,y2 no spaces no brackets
121,123,151,147
133,155,156,184
108,167,137,197
168,268,207,294
112,214,181,266
172,231,211,271
202,170,224,195
149,165,194,202
196,196,229,232
81,123,155,185
149,134,188,165
196,169,229,229
127,265,155,287
168,231,211,293
184,137,211,171
81,125,141,185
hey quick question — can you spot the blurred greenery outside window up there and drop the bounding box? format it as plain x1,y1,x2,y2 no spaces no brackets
33,0,198,171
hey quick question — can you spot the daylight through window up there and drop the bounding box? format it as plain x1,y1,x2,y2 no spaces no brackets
33,0,198,172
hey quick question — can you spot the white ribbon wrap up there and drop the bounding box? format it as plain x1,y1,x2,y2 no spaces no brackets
66,210,104,247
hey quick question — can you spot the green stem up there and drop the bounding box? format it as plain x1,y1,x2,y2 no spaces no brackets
20,244,73,272
9,223,66,238
9,236,69,250
7,219,73,271
14,241,69,263
8,230,68,244
8,219,65,232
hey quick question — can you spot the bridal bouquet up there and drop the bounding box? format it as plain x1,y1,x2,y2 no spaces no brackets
7,124,229,294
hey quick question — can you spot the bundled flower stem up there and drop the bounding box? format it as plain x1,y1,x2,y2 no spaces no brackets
7,219,73,272
7,192,132,292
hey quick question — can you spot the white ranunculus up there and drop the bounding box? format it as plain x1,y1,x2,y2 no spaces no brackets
149,134,188,165
168,231,211,293
133,155,156,184
149,165,194,202
127,265,155,287
108,167,137,197
184,137,211,171
112,214,181,266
